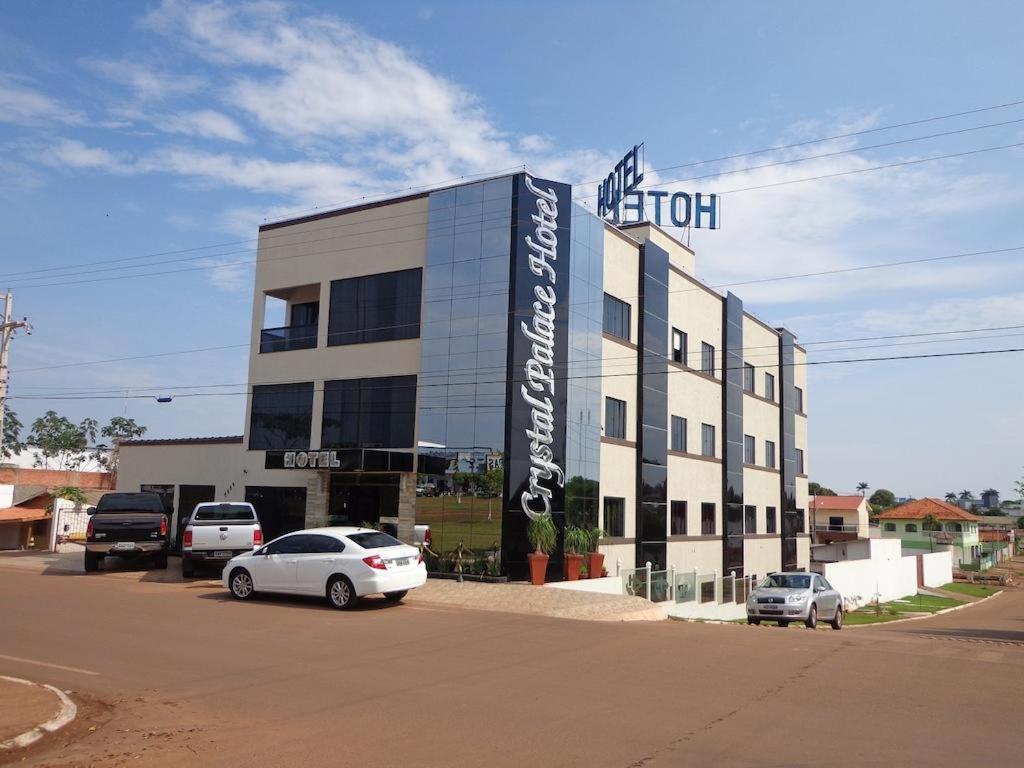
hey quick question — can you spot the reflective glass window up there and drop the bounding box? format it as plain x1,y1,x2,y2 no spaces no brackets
322,375,416,449
249,382,313,449
701,423,716,458
671,415,686,452
602,293,631,341
701,503,716,535
328,268,422,346
671,500,687,535
701,342,716,376
605,397,627,440
604,497,625,537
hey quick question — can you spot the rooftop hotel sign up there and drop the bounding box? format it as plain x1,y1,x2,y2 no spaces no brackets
597,143,720,229
506,174,571,522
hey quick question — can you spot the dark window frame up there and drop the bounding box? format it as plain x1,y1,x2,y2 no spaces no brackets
701,502,716,535
321,375,417,450
765,440,776,469
671,500,687,536
602,293,631,342
605,397,627,440
744,504,757,534
701,423,716,458
604,497,625,537
327,268,422,347
670,415,686,452
248,382,314,450
764,372,776,402
701,342,716,376
742,362,754,393
671,327,687,365
766,506,777,534
743,434,755,464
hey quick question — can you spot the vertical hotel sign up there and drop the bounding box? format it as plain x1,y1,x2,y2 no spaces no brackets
507,175,571,520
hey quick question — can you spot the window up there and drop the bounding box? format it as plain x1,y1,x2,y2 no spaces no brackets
701,502,716,535
328,268,422,346
795,386,804,413
249,382,314,449
795,448,805,474
743,434,755,464
701,342,716,376
671,500,687,535
905,523,918,533
193,504,256,522
603,293,631,341
670,416,687,452
765,440,776,469
605,397,627,440
953,523,963,532
764,372,775,402
701,423,716,458
245,486,306,543
322,375,417,449
265,534,308,556
744,505,757,534
766,506,777,534
306,534,346,553
348,531,403,549
883,522,896,532
671,328,687,365
604,497,625,537
742,363,754,393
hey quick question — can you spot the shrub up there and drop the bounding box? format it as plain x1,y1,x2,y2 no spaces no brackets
527,513,557,555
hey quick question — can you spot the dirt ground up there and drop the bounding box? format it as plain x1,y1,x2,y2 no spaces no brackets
2,557,1023,767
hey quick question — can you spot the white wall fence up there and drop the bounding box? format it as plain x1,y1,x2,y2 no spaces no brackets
49,499,89,553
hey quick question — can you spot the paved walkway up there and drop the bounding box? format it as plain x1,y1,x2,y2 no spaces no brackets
0,676,62,745
408,578,666,621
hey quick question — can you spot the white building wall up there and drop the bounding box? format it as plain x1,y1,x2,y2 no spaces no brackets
814,538,920,608
920,551,953,587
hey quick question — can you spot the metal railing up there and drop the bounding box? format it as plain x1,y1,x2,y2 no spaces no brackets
621,564,758,606
259,323,318,353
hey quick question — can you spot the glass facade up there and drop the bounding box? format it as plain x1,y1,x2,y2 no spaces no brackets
249,382,314,449
416,177,512,562
322,375,417,449
328,267,422,346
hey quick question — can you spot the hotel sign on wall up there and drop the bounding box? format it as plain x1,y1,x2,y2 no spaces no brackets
597,143,720,229
507,174,571,521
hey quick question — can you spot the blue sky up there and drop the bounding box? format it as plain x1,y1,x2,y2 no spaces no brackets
1,0,1022,499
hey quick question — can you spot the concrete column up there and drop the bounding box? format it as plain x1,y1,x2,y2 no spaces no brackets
397,472,416,541
305,471,330,529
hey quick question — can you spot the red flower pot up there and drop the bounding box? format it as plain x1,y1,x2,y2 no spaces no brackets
587,552,605,580
564,553,584,581
527,552,549,586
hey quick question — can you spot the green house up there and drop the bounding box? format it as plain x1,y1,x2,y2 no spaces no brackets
876,498,982,568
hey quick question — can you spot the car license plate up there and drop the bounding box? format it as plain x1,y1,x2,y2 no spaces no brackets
763,607,781,613
114,541,136,551
392,557,409,567
213,550,233,558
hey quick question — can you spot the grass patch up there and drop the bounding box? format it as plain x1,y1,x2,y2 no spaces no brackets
940,582,999,598
888,594,963,613
843,611,908,626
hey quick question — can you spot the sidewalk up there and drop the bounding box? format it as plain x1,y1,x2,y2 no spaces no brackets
0,676,72,750
408,578,666,621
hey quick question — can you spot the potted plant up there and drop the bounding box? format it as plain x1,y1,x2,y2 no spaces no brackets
563,525,588,581
527,513,557,586
586,527,605,579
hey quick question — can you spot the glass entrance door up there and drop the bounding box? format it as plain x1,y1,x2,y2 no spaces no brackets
328,473,400,528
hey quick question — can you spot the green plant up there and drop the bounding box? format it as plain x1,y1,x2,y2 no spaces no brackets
586,527,605,553
527,513,557,555
564,525,588,555
485,551,501,577
360,520,380,530
47,485,88,512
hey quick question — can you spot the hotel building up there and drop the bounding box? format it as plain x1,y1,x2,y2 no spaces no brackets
118,172,811,579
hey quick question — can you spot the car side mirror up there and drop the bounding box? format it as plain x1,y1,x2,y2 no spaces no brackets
86,506,96,515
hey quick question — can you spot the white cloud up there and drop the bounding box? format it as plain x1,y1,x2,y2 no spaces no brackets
161,109,248,142
0,74,82,125
42,138,130,172
82,58,204,101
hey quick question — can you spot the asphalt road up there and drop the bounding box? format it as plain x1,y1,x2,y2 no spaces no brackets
2,562,1022,767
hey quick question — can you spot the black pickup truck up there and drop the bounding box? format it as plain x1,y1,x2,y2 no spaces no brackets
84,492,170,572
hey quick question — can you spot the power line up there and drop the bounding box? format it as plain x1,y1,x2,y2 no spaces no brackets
7,345,1024,402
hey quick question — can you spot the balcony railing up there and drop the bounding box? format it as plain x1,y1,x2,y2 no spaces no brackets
260,323,318,353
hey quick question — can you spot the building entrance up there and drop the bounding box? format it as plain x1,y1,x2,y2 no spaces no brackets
328,473,400,528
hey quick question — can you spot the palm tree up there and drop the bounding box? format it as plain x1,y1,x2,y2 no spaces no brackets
856,482,869,496
944,492,957,504
958,489,972,500
922,513,942,552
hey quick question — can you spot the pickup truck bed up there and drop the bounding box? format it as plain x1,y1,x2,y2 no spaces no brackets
85,492,169,572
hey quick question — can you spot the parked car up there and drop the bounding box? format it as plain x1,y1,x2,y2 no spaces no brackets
222,527,427,610
746,572,844,629
84,492,169,572
181,502,263,578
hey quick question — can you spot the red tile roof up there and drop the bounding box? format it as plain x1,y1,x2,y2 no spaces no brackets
875,498,982,522
0,508,49,523
811,495,865,511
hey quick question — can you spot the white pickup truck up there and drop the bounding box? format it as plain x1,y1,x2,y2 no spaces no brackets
181,502,263,578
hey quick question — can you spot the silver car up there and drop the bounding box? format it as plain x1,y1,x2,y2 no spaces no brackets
746,572,844,629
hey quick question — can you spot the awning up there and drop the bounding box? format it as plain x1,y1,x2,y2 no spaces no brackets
0,508,50,523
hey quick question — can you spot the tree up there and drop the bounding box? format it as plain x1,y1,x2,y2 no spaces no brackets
868,489,896,509
1017,516,1024,530
944,492,957,504
958,489,973,500
94,416,147,473
1014,469,1024,503
1,404,26,460
479,467,504,497
27,411,93,469
856,481,869,496
809,482,837,496
922,513,942,553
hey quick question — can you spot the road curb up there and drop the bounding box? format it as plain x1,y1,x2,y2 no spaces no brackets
0,675,77,752
845,588,1004,629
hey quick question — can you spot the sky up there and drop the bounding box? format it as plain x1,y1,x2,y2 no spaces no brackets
1,0,1022,500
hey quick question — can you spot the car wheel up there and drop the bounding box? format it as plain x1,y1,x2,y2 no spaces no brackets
84,551,100,572
777,620,789,627
747,618,760,626
384,590,408,603
181,558,195,578
805,603,818,629
229,568,256,601
831,606,844,630
153,552,168,570
327,575,358,610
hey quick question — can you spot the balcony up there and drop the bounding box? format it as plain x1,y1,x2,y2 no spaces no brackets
812,523,867,543
259,323,318,353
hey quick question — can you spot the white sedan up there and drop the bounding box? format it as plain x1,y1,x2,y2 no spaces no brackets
222,527,427,609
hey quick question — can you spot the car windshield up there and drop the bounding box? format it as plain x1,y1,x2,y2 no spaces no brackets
193,504,256,522
761,574,811,589
347,531,403,549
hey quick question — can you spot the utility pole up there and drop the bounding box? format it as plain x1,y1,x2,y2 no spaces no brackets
0,291,32,455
